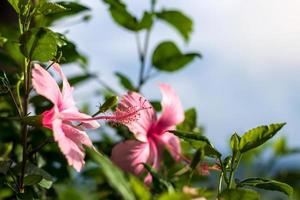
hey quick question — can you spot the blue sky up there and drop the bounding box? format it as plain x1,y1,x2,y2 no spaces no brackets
55,0,300,152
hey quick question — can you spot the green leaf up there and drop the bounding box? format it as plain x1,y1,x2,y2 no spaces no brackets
24,175,43,186
219,189,260,200
66,74,92,86
150,101,161,112
237,178,293,196
7,0,21,13
37,2,68,15
230,133,240,154
239,123,286,153
170,130,221,158
38,178,53,189
0,142,13,159
152,41,201,72
129,176,151,200
189,148,204,170
156,10,193,42
87,149,136,200
99,96,118,113
0,160,12,174
177,108,197,132
103,0,152,31
20,27,57,61
38,1,90,26
170,130,211,146
115,72,136,91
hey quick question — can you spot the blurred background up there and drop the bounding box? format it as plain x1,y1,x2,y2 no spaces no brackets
57,0,300,152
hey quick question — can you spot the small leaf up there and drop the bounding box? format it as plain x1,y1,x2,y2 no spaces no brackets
152,41,201,72
20,27,57,61
239,123,286,153
103,0,152,31
24,175,43,186
189,148,204,170
170,130,221,158
230,133,240,154
219,188,260,200
38,178,53,189
170,130,211,145
37,2,68,15
237,178,293,196
156,10,193,42
115,72,136,91
177,108,197,132
42,1,90,25
99,96,118,113
87,149,136,200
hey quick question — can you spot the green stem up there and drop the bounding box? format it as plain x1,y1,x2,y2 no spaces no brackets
217,171,224,196
228,154,242,189
136,0,156,91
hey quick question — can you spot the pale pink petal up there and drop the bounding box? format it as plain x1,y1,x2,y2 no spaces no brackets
62,123,94,148
143,139,161,185
52,119,85,172
111,140,151,175
155,84,184,134
32,64,62,105
52,63,76,109
59,109,100,129
117,92,156,142
159,132,181,161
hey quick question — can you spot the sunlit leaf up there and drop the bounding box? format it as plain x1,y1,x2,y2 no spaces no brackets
115,72,136,91
156,10,192,42
20,27,57,61
239,123,286,153
87,149,136,200
237,178,293,196
219,188,260,200
152,41,201,72
7,0,20,13
37,2,68,15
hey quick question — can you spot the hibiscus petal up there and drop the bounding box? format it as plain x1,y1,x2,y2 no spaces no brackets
160,132,181,161
155,84,184,134
60,109,100,129
32,64,62,106
111,140,151,175
118,92,156,142
52,63,76,109
52,119,85,172
62,123,94,148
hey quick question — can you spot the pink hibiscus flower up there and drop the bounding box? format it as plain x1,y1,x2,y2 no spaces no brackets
32,63,100,171
111,84,184,184
32,63,146,172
